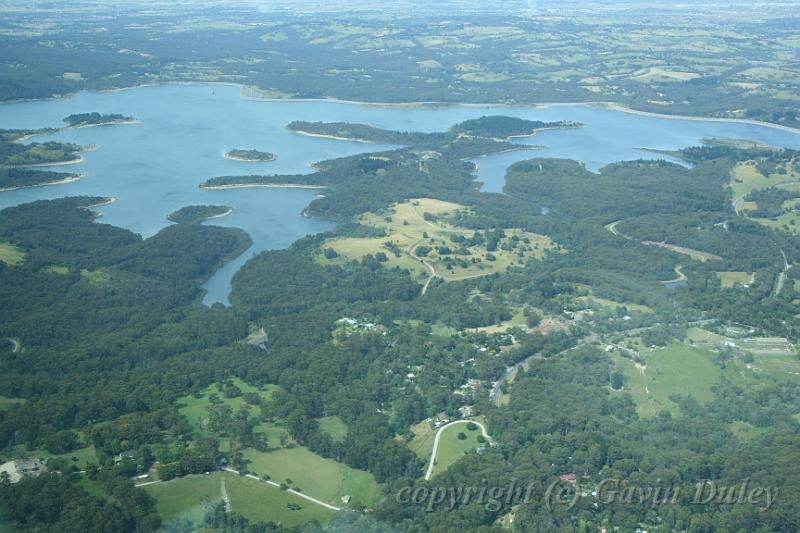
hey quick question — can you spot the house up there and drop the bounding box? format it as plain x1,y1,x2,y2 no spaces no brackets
458,405,474,418
559,473,577,483
340,495,351,504
433,412,450,427
0,458,46,484
114,450,136,464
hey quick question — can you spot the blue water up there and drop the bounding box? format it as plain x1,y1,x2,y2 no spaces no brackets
1,84,799,304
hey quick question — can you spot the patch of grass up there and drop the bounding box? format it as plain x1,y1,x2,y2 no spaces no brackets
144,472,221,526
320,198,557,284
716,271,754,288
430,422,484,477
80,268,113,286
611,343,722,417
407,420,436,460
728,421,770,442
225,473,335,526
44,265,69,275
0,242,24,265
317,416,348,442
176,379,278,436
630,67,700,83
576,293,653,314
0,395,25,411
241,446,381,508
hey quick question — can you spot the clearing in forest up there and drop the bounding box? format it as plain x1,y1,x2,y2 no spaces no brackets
319,198,558,284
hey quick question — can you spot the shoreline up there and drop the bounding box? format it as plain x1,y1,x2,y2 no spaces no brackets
289,130,378,144
20,155,85,168
200,182,327,190
0,173,85,193
5,81,798,136
85,196,118,209
201,207,234,222
72,119,140,129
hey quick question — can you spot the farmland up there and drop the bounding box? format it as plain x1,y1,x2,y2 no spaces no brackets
319,198,557,285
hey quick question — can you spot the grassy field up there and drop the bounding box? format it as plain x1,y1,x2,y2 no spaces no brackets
0,444,98,469
731,161,800,233
44,265,69,275
716,271,754,288
80,268,113,286
319,198,557,284
176,379,278,436
241,446,381,508
0,242,24,265
225,474,335,527
430,422,485,477
317,416,348,442
407,420,436,460
146,472,334,528
687,328,800,383
176,380,379,508
630,66,700,83
611,343,722,417
574,286,654,314
144,472,221,526
0,395,25,411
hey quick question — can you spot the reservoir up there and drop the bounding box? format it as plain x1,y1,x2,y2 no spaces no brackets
1,83,799,304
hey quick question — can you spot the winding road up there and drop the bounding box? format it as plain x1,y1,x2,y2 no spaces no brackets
410,239,438,295
424,420,492,480
774,249,792,296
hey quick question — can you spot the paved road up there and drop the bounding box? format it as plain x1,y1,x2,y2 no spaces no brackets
424,420,491,480
221,475,231,513
774,249,791,296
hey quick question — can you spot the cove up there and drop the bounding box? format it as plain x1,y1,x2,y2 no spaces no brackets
0,83,799,305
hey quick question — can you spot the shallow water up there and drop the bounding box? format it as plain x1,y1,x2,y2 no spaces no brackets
0,84,798,304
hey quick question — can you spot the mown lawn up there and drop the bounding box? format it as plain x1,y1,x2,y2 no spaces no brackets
144,472,222,526
241,445,381,508
612,343,722,417
430,422,484,477
225,474,336,527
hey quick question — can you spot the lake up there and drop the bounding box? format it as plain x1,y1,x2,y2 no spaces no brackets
1,83,799,304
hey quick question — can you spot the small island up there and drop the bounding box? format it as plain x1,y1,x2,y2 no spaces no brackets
63,112,137,128
223,149,277,162
167,205,233,224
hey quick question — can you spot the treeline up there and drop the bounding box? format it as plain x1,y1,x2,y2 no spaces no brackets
449,115,580,138
0,167,78,190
